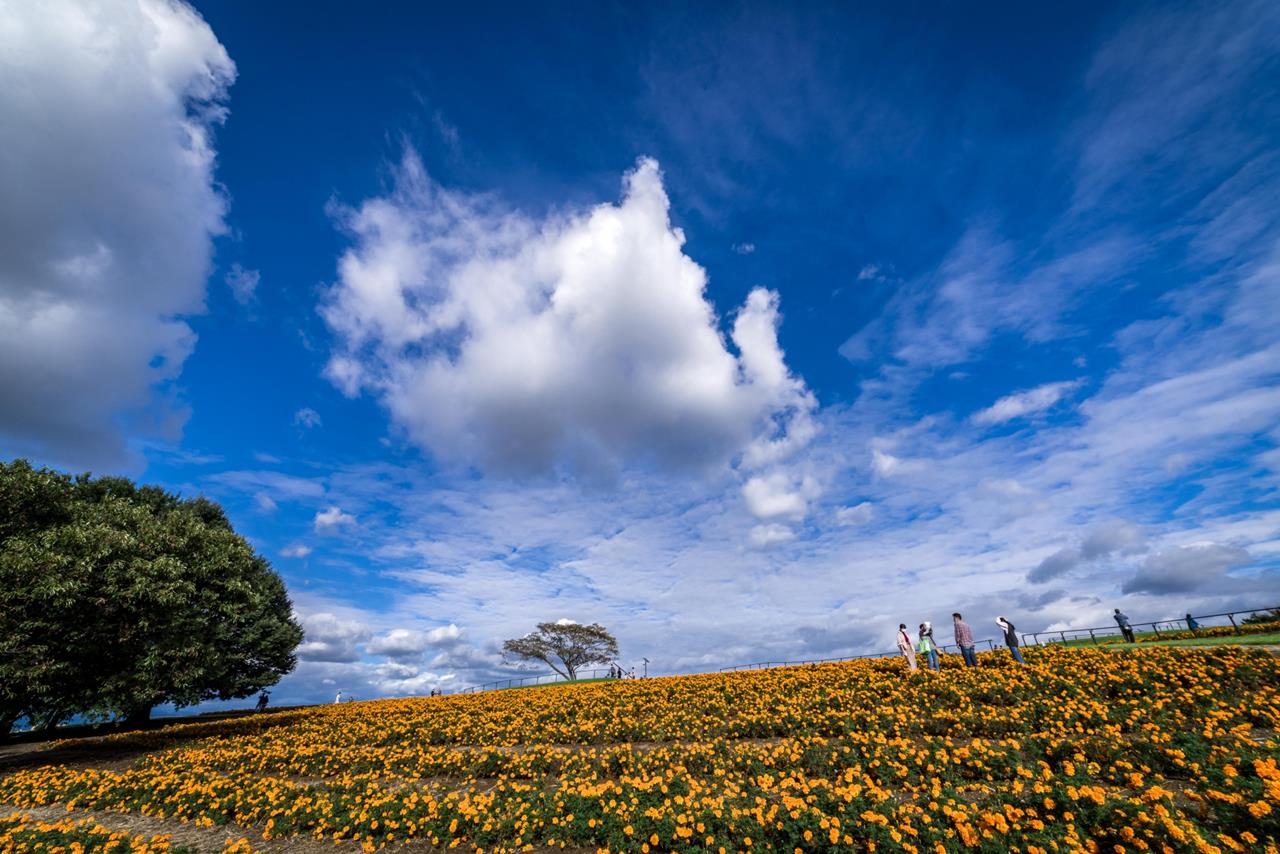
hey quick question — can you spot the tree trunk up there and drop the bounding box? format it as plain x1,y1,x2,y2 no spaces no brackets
124,705,153,727
35,708,66,732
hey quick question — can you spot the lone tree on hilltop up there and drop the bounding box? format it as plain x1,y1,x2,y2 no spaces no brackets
502,621,618,680
0,459,304,735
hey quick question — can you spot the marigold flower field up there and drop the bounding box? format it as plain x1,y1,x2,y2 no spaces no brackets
0,812,255,853
2,646,1278,853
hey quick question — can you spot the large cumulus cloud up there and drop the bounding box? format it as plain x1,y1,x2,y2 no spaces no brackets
321,153,814,478
0,0,233,467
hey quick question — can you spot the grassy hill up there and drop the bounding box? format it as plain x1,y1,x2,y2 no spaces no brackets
1,645,1278,852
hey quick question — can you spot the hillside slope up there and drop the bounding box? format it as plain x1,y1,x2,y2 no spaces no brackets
2,646,1278,852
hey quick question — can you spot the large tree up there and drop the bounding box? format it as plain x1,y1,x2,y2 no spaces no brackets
502,621,619,680
0,460,304,733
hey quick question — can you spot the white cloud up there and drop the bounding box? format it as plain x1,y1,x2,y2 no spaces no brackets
1028,547,1081,585
297,613,369,663
371,664,451,697
0,0,234,467
254,492,278,513
314,506,356,531
281,544,311,559
1122,543,1251,595
748,523,795,549
224,263,259,304
1081,520,1146,559
741,471,815,521
366,624,462,658
732,242,755,254
321,153,813,478
870,448,924,478
1028,520,1147,584
975,478,1032,499
294,407,322,429
835,502,874,526
972,380,1082,426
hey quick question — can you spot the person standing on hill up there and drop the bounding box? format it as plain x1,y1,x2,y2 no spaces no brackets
952,613,978,667
255,691,270,712
1113,609,1136,643
896,624,918,672
1185,613,1200,633
996,617,1024,664
917,623,939,672
923,621,943,669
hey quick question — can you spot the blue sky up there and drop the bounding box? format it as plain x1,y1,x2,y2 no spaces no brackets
2,0,1278,704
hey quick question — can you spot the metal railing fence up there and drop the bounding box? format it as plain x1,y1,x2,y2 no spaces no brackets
1020,605,1280,647
455,666,618,694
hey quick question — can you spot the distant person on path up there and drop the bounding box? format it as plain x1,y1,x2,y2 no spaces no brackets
917,623,939,672
334,690,343,704
996,617,1024,664
255,691,269,712
952,613,978,667
897,624,918,672
1114,609,1136,643
1186,613,1200,632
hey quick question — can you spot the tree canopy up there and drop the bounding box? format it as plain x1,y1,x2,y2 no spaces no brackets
0,459,304,734
1243,608,1280,625
502,621,619,680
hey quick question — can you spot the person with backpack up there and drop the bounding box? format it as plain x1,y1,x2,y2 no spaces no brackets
996,617,1024,664
255,691,270,713
952,612,978,667
917,623,939,672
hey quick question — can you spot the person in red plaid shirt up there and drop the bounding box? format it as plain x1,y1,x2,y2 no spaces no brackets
952,612,978,667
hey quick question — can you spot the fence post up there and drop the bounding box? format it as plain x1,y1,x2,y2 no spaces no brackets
1089,629,1097,644
1060,631,1067,644
1152,623,1162,639
1228,613,1240,635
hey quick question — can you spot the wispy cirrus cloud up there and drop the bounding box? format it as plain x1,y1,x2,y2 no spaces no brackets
972,380,1083,426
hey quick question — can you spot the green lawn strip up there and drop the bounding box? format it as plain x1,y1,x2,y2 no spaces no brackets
1117,632,1280,648
1040,629,1278,649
